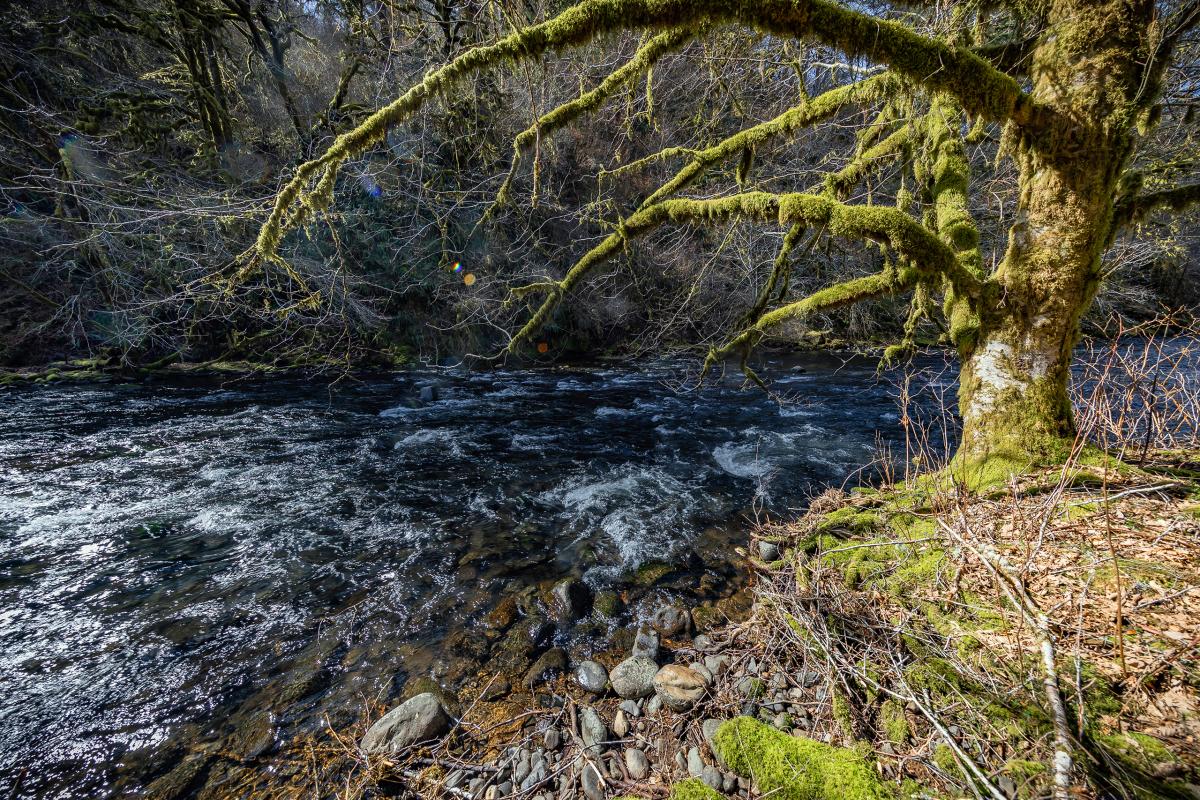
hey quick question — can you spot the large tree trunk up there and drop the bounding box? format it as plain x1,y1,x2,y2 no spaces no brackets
954,0,1151,471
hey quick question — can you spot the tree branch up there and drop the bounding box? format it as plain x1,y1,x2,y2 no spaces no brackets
506,191,972,353
249,0,1031,267
490,26,698,213
1113,181,1200,227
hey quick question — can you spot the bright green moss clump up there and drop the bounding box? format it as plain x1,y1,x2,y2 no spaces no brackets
668,778,722,800
714,716,894,800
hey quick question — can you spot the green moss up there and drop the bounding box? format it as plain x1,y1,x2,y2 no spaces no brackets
714,716,894,800
1002,759,1047,799
668,778,721,800
879,699,909,745
932,743,957,773
593,590,624,618
831,691,854,737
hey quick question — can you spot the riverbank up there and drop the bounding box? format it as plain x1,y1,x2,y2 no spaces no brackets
258,451,1200,800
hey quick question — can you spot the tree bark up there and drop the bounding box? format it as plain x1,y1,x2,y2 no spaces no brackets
955,0,1151,470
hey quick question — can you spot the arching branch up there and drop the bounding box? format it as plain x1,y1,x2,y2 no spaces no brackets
506,191,974,353
249,0,1031,268
489,26,698,213
703,266,916,375
638,73,897,210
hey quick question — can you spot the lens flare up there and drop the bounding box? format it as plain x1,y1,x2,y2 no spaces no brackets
452,262,463,273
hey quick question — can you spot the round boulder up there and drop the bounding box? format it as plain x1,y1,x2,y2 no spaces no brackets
653,664,707,711
610,656,658,699
360,693,451,754
575,660,609,694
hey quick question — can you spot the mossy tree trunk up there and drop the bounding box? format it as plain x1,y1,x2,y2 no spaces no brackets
955,0,1151,468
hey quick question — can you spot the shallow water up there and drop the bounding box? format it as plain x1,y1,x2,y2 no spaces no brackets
0,353,924,797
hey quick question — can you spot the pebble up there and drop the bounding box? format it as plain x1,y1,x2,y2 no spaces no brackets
703,655,730,676
610,656,658,699
692,634,713,651
579,707,606,753
687,746,704,776
579,763,603,800
723,771,737,793
701,765,722,791
702,718,722,747
674,751,688,771
619,699,641,718
651,604,689,637
359,693,451,754
575,660,608,694
625,748,650,780
613,709,629,738
646,695,663,715
521,753,548,791
543,727,561,750
757,540,780,561
799,670,822,687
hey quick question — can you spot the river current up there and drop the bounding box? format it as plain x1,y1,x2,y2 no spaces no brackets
0,353,926,797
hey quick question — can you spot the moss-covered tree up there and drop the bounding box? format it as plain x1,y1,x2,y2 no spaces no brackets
247,0,1200,476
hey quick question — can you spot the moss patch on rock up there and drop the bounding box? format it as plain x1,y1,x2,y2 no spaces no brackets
668,777,722,800
713,716,894,800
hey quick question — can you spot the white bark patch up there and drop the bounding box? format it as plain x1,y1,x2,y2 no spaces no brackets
970,337,1054,418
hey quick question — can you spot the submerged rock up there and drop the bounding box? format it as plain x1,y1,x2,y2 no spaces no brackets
360,693,451,754
550,577,593,623
523,647,568,687
610,656,658,699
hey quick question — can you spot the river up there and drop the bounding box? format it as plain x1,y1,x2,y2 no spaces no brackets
0,353,932,797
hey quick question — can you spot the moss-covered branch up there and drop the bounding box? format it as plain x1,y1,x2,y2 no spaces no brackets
639,74,896,210
920,93,983,353
491,26,697,212
508,190,972,353
1113,181,1200,228
250,0,1031,265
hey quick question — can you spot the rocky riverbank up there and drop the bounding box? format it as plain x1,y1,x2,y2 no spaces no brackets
288,450,1200,800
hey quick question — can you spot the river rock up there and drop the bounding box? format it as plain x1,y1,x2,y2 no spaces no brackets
580,763,603,800
687,746,704,776
610,656,658,699
631,626,660,661
551,577,592,623
360,693,451,754
651,604,689,638
703,654,729,677
653,664,706,711
688,661,714,686
757,540,780,561
625,747,650,780
579,707,606,753
575,660,608,694
612,708,629,738
523,647,567,687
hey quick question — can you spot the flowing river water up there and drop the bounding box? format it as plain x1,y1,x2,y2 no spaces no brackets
0,353,934,797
